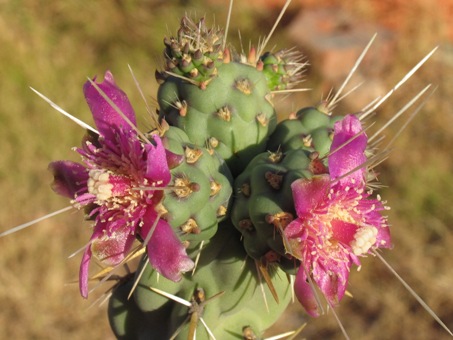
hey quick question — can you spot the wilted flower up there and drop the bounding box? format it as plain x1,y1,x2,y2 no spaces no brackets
49,71,194,298
284,114,391,316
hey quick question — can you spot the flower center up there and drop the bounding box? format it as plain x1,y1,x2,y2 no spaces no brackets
323,193,378,257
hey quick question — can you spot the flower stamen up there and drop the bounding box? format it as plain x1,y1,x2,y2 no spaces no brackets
88,170,114,201
350,226,378,256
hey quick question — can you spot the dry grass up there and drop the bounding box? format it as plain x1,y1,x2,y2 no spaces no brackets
1,0,453,339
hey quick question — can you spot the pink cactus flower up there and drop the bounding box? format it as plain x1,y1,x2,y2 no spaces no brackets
284,114,391,316
49,71,194,298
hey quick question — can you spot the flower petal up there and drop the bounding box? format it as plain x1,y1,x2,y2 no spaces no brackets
331,219,358,245
375,221,392,249
294,266,322,317
79,223,105,299
141,212,194,282
290,175,330,216
79,244,92,299
312,257,350,306
90,228,136,266
283,219,307,259
83,71,137,139
145,135,171,185
48,161,88,199
329,114,367,185
362,198,392,250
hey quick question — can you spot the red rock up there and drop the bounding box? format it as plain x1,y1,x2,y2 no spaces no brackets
288,7,395,82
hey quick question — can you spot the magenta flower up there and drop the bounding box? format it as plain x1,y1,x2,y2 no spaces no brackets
49,71,194,298
284,114,391,316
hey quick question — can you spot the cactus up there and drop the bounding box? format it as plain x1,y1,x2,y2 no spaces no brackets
156,16,224,87
259,49,306,91
157,16,306,176
50,12,396,338
110,224,292,339
230,103,342,268
39,11,408,339
14,2,447,339
108,277,167,339
158,125,233,243
230,147,320,274
267,103,342,156
158,61,276,176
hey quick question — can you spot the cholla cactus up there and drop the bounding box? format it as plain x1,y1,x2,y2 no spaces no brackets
3,1,452,339
44,10,453,340
156,16,224,87
259,48,306,91
112,224,292,339
267,103,342,156
157,16,306,176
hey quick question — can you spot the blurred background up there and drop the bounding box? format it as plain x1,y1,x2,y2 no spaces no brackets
1,0,453,339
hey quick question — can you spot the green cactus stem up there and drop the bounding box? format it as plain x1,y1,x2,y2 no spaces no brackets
122,224,292,339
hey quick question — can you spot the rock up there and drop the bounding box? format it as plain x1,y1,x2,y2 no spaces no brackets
287,7,395,110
